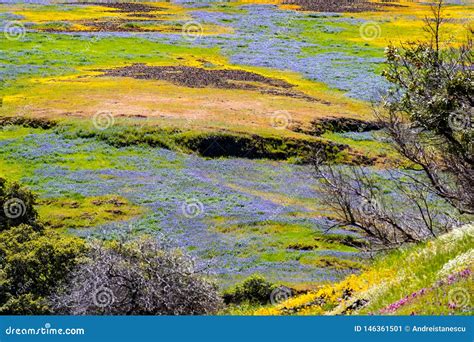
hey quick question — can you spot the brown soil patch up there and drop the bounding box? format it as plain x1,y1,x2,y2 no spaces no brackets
37,22,148,33
100,64,325,103
74,2,163,13
283,0,406,13
69,2,165,21
39,19,178,33
131,13,160,19
83,19,168,32
49,2,168,32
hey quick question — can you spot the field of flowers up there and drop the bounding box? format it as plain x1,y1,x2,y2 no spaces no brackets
254,224,473,315
0,0,472,295
0,125,365,286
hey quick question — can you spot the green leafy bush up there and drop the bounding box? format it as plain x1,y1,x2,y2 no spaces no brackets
0,116,56,129
0,178,38,231
223,275,276,305
0,224,86,314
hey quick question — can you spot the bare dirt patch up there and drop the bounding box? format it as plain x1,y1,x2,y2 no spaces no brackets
41,2,169,32
83,19,171,32
74,2,163,14
283,0,406,13
37,18,179,33
100,64,325,103
64,2,165,23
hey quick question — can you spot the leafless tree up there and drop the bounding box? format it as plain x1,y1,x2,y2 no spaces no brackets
313,150,456,249
50,237,222,315
379,107,473,216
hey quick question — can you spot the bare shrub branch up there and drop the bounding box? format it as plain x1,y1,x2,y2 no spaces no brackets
312,1,472,250
50,237,222,315
312,151,456,249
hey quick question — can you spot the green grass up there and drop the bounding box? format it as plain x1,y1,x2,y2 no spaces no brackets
355,225,474,315
0,125,47,140
299,255,365,270
56,122,346,163
1,31,222,96
321,131,399,164
37,195,143,230
0,126,48,180
214,221,361,269
297,18,384,59
392,275,473,315
252,224,473,315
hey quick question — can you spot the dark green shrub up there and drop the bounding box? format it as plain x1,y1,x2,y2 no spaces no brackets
0,116,56,129
223,274,276,305
175,131,344,162
381,6,473,214
0,294,50,315
0,224,86,314
0,178,38,231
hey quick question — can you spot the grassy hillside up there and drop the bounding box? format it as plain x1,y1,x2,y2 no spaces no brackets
253,224,473,315
2,1,471,163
